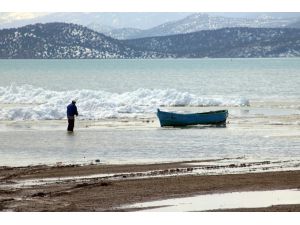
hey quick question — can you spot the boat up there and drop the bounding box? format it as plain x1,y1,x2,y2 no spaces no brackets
157,109,228,127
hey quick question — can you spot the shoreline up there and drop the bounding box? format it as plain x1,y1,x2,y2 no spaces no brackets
1,161,300,211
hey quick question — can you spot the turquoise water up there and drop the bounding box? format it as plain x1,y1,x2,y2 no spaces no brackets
1,58,300,99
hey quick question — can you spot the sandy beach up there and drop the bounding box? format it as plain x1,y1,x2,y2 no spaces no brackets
1,161,300,212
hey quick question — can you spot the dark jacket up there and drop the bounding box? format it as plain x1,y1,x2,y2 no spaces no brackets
67,103,78,119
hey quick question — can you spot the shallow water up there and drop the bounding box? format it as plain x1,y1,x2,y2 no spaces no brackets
0,108,299,167
122,189,300,211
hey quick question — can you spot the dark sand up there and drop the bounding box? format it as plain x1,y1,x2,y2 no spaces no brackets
0,161,300,211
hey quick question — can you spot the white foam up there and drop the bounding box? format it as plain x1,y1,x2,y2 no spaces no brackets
0,85,250,120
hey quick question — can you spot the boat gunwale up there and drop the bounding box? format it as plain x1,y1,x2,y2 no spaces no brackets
157,109,228,116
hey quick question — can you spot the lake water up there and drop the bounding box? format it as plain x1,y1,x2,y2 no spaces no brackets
0,59,299,168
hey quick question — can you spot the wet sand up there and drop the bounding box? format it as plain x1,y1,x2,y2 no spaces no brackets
1,161,300,212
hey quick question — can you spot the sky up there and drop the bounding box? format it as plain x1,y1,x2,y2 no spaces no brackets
1,0,299,12
1,0,298,31
0,12,48,22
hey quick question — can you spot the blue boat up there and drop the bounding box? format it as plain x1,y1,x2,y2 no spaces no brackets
157,109,228,127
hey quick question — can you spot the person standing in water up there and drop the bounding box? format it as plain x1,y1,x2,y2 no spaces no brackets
67,100,78,132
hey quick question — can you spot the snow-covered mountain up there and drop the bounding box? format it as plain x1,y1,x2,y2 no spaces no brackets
2,12,299,40
106,13,300,39
0,23,171,59
123,27,300,57
1,23,299,58
207,12,300,19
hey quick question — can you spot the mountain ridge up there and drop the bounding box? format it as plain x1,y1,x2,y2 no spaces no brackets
122,27,300,57
105,13,300,39
1,23,299,59
0,23,172,59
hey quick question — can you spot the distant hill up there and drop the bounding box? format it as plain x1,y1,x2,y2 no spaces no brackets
0,23,299,58
106,13,300,39
0,23,170,59
123,27,300,58
288,19,300,29
104,27,143,40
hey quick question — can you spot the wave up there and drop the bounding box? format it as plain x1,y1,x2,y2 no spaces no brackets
0,85,250,120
